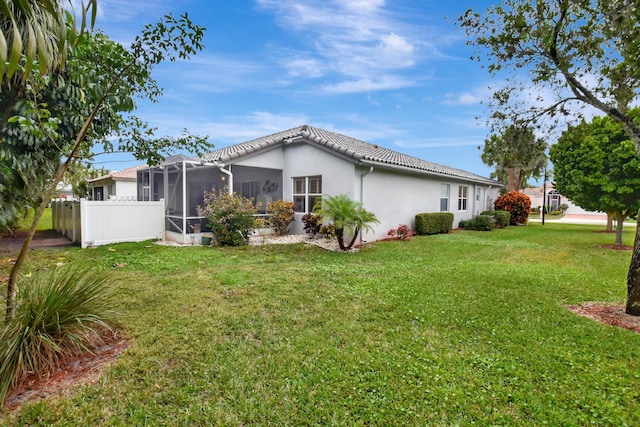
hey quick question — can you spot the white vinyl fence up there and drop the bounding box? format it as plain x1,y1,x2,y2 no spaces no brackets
52,198,165,248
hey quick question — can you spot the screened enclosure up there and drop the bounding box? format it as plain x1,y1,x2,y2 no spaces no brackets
137,155,283,244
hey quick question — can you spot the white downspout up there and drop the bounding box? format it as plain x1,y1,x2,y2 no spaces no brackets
182,160,187,242
218,165,233,194
359,166,374,243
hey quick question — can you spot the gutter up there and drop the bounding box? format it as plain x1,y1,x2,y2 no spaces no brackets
200,160,233,195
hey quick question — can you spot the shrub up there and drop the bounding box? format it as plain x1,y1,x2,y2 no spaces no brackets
492,211,511,228
494,191,531,225
319,223,335,239
473,214,496,231
459,215,495,231
203,188,259,246
302,213,323,238
387,224,414,240
0,267,118,406
267,199,295,236
415,212,454,235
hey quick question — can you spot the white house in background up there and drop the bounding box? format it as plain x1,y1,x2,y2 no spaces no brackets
89,165,148,201
138,125,500,244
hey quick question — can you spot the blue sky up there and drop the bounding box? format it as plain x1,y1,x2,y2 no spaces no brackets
92,0,500,178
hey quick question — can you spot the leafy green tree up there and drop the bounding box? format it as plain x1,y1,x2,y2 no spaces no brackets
481,124,548,191
458,1,640,314
3,13,210,320
315,194,379,251
550,114,640,247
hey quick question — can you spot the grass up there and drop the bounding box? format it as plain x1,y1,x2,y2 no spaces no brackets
17,208,53,231
1,223,639,425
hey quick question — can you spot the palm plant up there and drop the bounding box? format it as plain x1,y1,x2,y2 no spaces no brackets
0,0,97,83
0,266,118,406
315,194,379,250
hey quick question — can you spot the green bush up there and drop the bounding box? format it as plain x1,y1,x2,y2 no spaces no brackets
459,215,495,231
493,210,511,228
480,210,510,228
494,191,531,225
203,188,259,246
472,214,495,231
415,212,454,235
0,267,118,406
267,199,295,236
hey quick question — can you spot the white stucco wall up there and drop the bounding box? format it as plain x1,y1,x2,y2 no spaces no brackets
220,141,499,241
114,180,138,199
281,143,355,234
358,168,499,241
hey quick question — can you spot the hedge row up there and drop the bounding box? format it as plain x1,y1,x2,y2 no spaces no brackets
415,212,454,235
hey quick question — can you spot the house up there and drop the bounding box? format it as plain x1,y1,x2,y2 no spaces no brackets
138,125,500,244
89,165,148,201
523,185,607,219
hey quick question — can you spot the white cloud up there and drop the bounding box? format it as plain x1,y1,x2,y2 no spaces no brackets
203,112,311,144
321,75,414,94
256,0,429,93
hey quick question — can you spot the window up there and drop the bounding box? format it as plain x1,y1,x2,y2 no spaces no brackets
475,187,481,202
440,184,449,212
293,176,322,213
458,185,468,211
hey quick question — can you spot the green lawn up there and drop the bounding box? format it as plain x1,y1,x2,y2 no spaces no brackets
2,223,639,426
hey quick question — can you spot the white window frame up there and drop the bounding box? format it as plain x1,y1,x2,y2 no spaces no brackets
440,184,450,212
458,185,468,211
293,175,322,213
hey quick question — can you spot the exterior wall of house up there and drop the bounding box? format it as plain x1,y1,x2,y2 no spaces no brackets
114,180,137,199
280,143,355,234
90,178,136,200
357,167,499,241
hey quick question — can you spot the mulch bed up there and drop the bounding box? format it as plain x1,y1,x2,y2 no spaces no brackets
567,303,640,334
2,330,127,414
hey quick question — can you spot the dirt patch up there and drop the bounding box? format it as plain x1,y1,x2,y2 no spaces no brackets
567,303,640,334
596,244,633,251
2,329,127,414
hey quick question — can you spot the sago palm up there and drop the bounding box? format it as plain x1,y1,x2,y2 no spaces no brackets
315,194,379,250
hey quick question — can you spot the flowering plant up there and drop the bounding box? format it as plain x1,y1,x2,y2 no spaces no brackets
387,224,414,240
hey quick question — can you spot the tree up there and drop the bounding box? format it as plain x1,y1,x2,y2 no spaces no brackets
458,1,640,315
315,194,379,251
3,13,211,320
550,114,640,247
481,124,548,191
0,0,95,84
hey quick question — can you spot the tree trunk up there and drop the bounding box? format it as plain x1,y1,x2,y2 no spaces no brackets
5,95,104,322
626,210,640,315
507,169,517,192
606,212,614,232
614,211,624,247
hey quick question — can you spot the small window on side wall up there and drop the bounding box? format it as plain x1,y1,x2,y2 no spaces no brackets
458,185,468,211
440,184,450,212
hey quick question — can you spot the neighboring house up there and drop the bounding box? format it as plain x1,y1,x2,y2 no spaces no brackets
138,125,500,244
523,185,607,218
89,165,148,201
523,185,570,212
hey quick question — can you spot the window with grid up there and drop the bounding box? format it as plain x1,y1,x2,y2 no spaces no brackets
293,176,322,213
458,185,468,211
440,184,450,212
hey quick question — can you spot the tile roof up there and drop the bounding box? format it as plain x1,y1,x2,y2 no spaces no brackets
89,164,148,182
202,125,498,185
